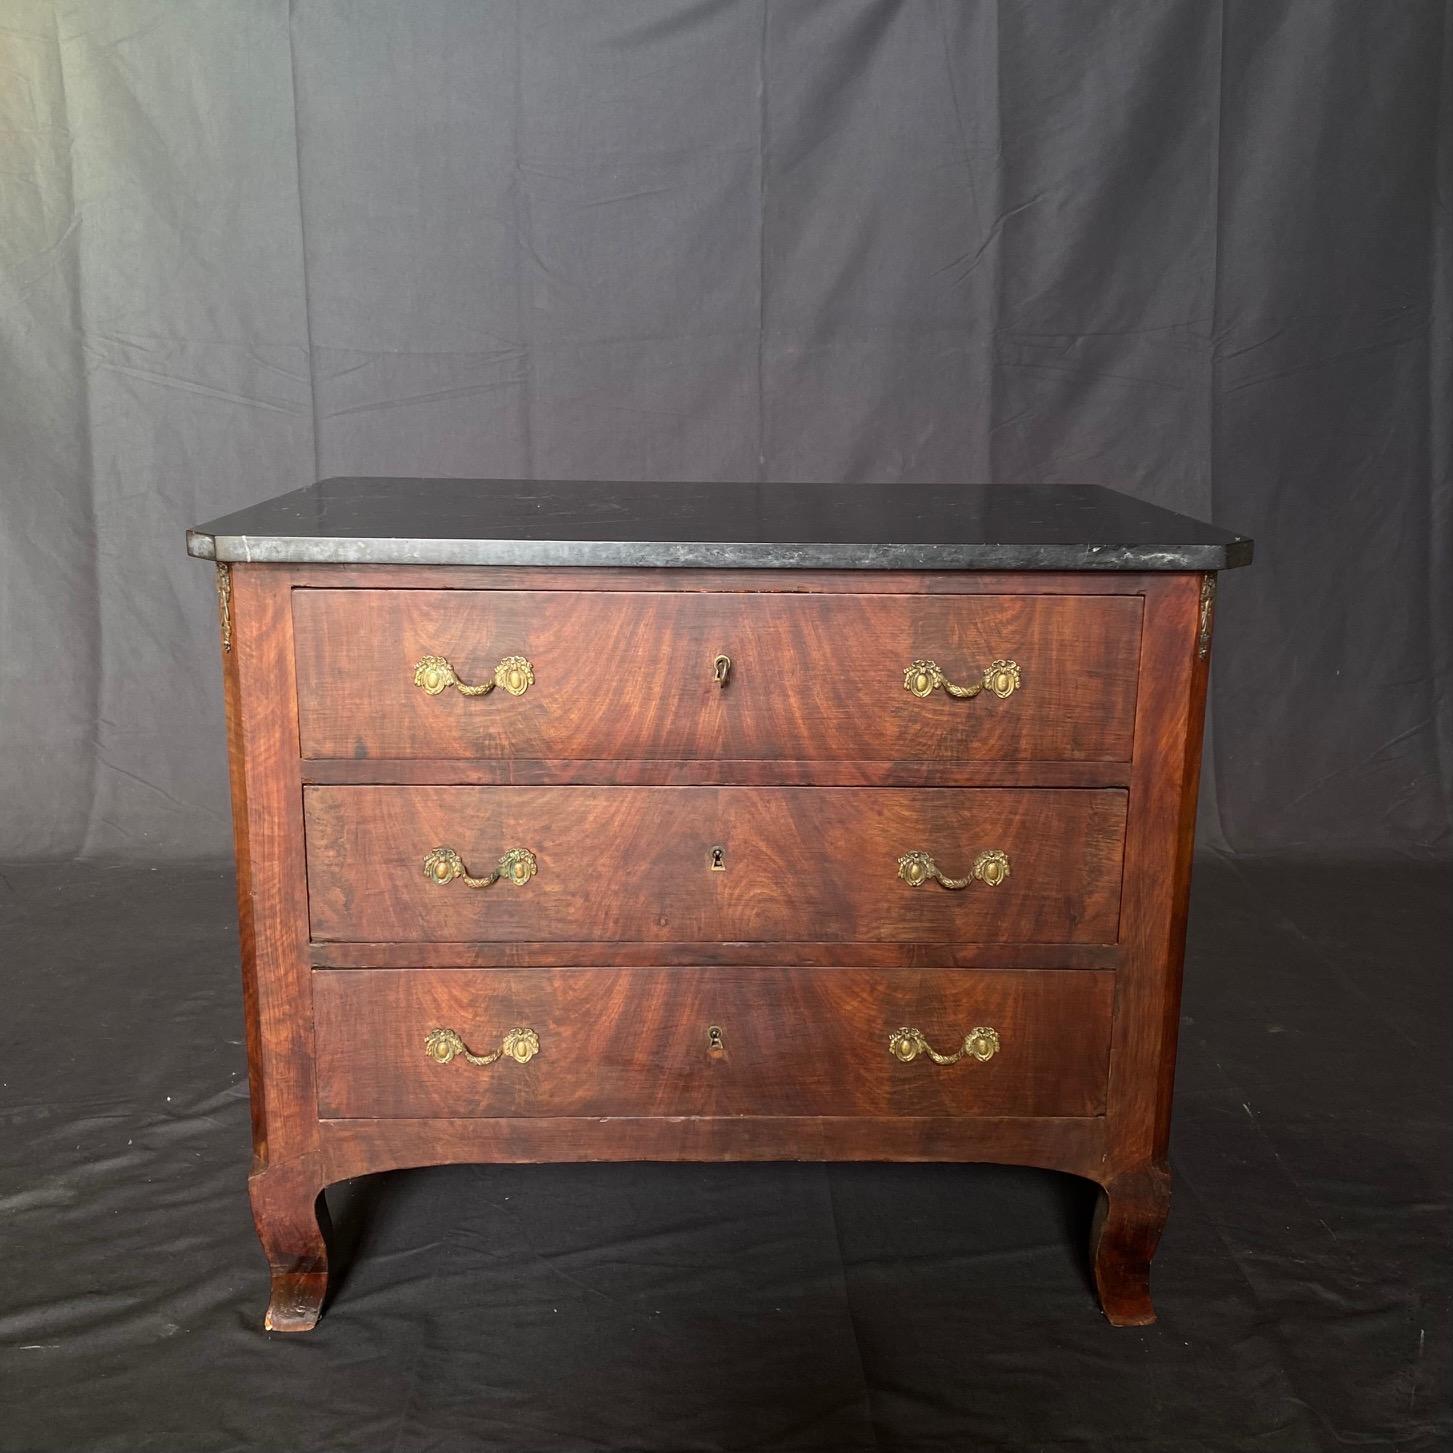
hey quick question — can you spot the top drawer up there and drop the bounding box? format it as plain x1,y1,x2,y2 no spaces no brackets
292,588,1141,762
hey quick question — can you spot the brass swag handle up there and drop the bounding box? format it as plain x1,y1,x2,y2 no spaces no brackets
423,846,538,889
414,653,534,698
889,1026,1001,1065
904,658,1020,700
425,1027,541,1066
897,849,1010,889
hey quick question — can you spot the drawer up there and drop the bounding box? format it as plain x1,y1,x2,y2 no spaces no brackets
291,589,1141,762
313,967,1114,1119
304,785,1126,944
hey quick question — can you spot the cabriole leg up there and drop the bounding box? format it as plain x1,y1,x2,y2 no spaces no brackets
249,1162,330,1332
1091,1163,1171,1326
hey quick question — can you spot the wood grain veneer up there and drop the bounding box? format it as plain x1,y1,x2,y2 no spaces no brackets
312,968,1114,1120
303,785,1127,945
292,588,1141,762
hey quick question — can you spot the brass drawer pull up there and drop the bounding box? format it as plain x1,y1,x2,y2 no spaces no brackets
904,658,1020,700
413,653,534,698
425,1027,540,1067
889,1026,1001,1065
897,849,1010,889
423,846,538,889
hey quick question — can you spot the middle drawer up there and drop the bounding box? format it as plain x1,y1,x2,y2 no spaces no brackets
304,786,1127,944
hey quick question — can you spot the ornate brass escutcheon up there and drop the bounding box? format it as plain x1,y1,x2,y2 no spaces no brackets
423,846,538,889
896,849,1011,890
888,1026,1001,1065
413,653,534,698
903,658,1021,701
713,653,732,687
706,1025,726,1058
971,849,1010,886
425,1026,541,1067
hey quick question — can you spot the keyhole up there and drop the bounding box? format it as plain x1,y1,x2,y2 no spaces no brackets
709,845,726,872
707,1025,726,1059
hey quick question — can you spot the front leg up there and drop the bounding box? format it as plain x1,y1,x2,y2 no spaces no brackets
249,1160,331,1332
1091,1163,1171,1326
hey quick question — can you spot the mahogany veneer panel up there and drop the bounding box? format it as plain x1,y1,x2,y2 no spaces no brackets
291,589,1142,762
313,968,1114,1120
303,785,1127,944
318,1115,1109,1180
302,757,1130,788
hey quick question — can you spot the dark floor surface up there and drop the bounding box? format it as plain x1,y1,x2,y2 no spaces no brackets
0,854,1448,1453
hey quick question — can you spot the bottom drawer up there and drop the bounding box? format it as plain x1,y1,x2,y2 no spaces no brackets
313,968,1113,1120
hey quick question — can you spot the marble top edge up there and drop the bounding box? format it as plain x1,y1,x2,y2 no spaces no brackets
188,534,1250,570
187,479,1253,571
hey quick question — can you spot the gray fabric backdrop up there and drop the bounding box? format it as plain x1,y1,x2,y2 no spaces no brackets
2,0,1449,862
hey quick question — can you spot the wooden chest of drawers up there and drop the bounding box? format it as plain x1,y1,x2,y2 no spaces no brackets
188,479,1250,1332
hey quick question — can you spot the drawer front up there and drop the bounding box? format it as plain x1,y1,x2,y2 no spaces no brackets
305,785,1126,944
313,967,1114,1119
292,589,1141,762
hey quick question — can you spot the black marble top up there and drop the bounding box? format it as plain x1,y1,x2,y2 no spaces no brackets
187,478,1252,571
